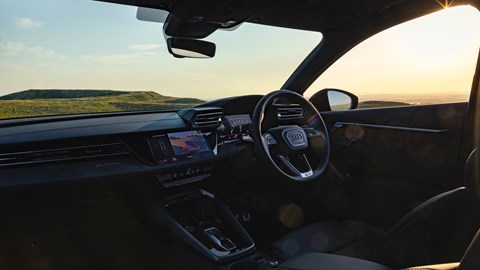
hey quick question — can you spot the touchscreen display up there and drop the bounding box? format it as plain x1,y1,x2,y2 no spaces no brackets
167,131,210,156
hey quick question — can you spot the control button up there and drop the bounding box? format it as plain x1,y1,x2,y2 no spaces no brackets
184,225,195,233
242,212,251,222
269,261,279,267
156,174,173,181
264,134,278,145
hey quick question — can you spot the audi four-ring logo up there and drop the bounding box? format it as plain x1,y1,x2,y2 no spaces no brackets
287,131,305,146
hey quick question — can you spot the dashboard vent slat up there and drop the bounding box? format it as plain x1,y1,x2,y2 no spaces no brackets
193,111,223,128
178,107,223,129
277,105,303,120
0,141,130,167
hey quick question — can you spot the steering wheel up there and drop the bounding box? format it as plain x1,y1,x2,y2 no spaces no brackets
251,90,330,182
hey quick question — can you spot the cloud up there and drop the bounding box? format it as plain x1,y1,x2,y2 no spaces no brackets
80,54,143,65
28,46,63,59
140,52,157,56
0,40,27,55
0,40,64,60
129,44,163,50
99,54,142,64
16,17,43,29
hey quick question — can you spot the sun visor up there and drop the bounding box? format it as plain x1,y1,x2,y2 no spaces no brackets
136,7,169,23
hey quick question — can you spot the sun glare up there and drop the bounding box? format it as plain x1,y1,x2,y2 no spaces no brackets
305,5,480,103
393,5,480,67
434,0,456,9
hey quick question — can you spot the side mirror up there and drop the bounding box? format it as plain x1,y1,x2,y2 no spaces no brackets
309,88,358,111
167,38,216,59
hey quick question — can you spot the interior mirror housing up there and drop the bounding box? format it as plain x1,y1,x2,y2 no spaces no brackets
309,88,358,111
167,38,216,59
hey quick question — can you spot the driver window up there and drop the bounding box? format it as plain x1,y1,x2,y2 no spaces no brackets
304,6,480,109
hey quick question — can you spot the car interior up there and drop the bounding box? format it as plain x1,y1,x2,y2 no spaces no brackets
1,0,480,270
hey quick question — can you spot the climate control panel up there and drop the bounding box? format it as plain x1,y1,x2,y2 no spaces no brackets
156,166,213,188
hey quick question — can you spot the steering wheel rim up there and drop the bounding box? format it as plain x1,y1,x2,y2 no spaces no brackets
251,90,330,182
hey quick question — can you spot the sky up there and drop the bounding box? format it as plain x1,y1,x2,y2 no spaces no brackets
0,0,320,99
0,1,479,101
304,5,480,100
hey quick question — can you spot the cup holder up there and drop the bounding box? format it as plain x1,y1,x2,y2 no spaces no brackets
229,261,260,270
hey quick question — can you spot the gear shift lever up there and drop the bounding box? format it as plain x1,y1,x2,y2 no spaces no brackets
204,227,236,251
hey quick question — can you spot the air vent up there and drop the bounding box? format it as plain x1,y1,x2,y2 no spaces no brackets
178,107,223,129
193,111,223,128
277,105,303,120
0,140,130,167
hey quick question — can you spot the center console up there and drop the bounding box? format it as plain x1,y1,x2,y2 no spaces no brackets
149,189,257,263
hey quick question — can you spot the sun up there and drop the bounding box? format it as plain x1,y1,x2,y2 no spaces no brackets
434,0,456,8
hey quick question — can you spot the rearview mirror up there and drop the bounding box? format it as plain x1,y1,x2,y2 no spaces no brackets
309,88,358,111
167,38,216,59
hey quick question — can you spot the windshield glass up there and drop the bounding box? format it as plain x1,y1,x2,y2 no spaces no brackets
0,0,321,120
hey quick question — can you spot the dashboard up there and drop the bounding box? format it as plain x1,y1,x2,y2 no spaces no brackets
0,95,263,189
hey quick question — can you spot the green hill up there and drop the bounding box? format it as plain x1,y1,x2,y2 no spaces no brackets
0,89,131,100
358,100,410,109
0,89,205,119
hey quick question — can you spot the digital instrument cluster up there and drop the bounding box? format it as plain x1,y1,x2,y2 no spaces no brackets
218,114,252,142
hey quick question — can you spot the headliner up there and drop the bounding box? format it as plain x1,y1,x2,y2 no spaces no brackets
96,0,480,34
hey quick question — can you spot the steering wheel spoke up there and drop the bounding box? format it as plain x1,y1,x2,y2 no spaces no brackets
277,154,314,178
301,125,327,154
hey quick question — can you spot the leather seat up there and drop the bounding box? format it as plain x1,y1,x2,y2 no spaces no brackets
273,149,480,268
276,227,480,270
273,220,384,261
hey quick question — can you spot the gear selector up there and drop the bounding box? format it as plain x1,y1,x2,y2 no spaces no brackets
150,189,255,262
204,227,236,251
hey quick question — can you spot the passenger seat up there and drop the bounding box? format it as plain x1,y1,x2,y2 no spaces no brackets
273,149,480,268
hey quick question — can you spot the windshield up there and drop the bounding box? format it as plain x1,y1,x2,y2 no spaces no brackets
0,0,321,120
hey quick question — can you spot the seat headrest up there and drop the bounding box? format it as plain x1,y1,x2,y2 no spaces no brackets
464,148,479,188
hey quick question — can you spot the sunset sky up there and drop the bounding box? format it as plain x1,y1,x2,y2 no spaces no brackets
0,1,479,100
304,5,480,100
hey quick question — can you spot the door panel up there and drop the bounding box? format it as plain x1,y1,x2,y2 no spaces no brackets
319,102,468,228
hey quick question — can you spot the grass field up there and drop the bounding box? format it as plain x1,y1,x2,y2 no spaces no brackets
0,89,415,120
0,89,205,119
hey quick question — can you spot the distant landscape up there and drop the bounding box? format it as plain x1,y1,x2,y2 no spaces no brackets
357,92,469,106
0,89,205,119
0,89,470,119
357,100,410,109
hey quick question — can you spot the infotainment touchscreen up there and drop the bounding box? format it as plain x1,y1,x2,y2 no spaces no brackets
167,130,210,156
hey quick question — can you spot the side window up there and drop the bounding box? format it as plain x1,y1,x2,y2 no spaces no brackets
305,6,480,109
